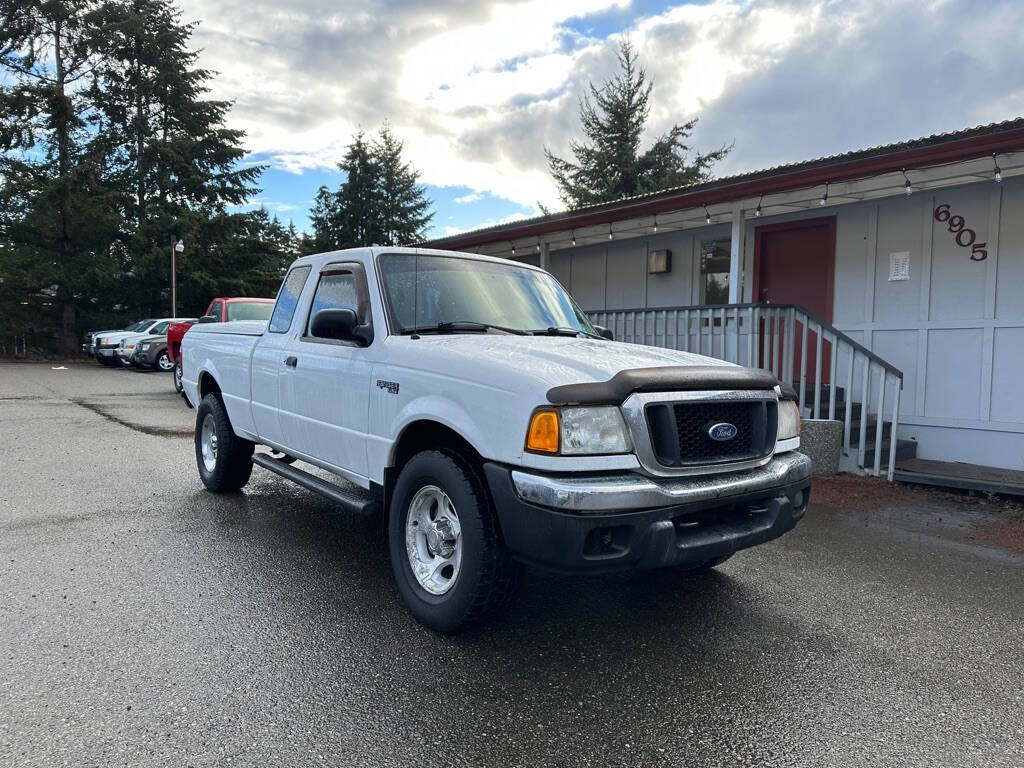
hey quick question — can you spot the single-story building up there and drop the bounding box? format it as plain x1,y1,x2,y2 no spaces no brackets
422,119,1024,490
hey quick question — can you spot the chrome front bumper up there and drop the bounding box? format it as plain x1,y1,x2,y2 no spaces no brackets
511,451,812,512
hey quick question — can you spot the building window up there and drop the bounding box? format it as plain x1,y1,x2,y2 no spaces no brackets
700,238,731,304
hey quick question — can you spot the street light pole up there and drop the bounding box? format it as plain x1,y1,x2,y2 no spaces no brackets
170,235,184,318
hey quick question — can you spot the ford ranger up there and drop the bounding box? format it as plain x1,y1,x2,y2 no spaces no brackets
182,247,810,632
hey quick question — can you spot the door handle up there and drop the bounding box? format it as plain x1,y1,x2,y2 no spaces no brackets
284,356,297,368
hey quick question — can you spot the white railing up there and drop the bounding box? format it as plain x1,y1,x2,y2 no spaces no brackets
588,304,904,480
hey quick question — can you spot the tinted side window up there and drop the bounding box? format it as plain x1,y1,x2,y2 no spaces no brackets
152,321,170,335
269,266,311,334
208,302,223,322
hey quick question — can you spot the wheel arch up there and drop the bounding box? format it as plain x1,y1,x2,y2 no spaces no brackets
384,419,488,524
198,370,222,401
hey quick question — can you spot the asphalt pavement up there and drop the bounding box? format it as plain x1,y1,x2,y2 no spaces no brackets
1,361,1022,767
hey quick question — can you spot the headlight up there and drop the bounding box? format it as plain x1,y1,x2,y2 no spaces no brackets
526,406,632,455
140,343,150,350
777,399,801,441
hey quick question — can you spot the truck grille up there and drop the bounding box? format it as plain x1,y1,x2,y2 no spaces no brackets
645,399,777,468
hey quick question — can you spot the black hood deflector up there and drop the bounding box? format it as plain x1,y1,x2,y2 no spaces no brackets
546,365,780,405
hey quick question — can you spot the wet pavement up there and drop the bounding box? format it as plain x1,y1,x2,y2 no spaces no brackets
2,361,1023,767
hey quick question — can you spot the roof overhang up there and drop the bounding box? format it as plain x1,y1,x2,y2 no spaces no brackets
422,120,1024,254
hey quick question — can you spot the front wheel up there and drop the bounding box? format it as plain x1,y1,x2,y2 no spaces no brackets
195,394,254,492
173,360,184,392
388,450,521,633
156,350,174,372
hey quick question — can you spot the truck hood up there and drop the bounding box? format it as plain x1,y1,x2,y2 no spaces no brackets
388,333,733,393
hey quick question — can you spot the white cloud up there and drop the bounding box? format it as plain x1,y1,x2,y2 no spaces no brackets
453,192,485,204
178,0,1024,219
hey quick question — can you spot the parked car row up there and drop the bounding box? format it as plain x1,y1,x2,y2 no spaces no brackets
83,298,276,388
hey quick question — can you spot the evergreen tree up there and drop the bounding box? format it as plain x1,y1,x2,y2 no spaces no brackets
0,0,120,352
304,125,434,252
373,123,432,245
308,184,340,252
87,0,264,316
545,40,730,210
335,130,381,247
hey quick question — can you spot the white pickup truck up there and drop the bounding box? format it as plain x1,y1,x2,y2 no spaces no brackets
182,247,810,632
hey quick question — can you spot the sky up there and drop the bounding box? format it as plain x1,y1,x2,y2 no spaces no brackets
177,0,1024,239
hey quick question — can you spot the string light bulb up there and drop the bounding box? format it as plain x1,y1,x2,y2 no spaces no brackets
571,230,576,246
993,153,1002,183
652,214,658,233
819,182,829,206
903,168,913,196
608,224,613,240
536,240,541,252
754,195,762,217
510,242,516,256
703,205,711,224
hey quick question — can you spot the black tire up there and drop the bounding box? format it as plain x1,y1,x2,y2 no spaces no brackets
194,393,254,492
173,360,184,392
388,450,521,633
155,349,174,372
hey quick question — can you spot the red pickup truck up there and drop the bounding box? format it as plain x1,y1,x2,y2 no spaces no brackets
168,297,275,392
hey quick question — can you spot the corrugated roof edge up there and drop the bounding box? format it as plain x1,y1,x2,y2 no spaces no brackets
420,117,1024,249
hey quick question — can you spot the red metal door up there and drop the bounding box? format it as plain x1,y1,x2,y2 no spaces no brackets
753,217,836,385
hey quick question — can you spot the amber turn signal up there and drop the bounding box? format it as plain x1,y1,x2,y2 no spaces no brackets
526,410,559,454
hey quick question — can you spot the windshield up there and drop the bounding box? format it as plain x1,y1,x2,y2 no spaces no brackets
226,301,273,322
126,320,151,331
378,253,596,335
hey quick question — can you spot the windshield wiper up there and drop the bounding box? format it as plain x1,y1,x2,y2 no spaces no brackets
529,326,601,338
400,321,528,336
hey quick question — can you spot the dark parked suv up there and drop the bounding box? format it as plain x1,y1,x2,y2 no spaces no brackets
133,335,174,371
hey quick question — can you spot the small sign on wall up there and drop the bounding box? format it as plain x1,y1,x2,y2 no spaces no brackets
888,251,910,281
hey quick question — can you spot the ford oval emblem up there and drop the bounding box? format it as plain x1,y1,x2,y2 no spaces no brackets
708,422,738,441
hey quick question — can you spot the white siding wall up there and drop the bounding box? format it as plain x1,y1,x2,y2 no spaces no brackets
545,176,1024,470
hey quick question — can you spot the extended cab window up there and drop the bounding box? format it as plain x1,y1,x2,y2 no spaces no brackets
268,265,311,333
152,321,170,335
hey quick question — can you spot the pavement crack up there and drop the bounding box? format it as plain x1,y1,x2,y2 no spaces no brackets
69,397,194,438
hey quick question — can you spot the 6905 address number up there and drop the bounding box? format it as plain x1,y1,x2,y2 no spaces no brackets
934,203,987,261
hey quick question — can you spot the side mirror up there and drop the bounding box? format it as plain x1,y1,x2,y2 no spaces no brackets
594,325,614,341
311,308,370,345
196,315,217,324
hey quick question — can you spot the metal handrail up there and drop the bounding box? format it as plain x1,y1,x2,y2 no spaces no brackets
597,302,903,382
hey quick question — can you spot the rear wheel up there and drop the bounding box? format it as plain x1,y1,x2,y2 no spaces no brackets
388,450,521,633
195,394,254,492
173,360,184,392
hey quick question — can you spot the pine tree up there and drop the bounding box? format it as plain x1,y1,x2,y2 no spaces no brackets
87,0,264,316
308,185,340,252
0,0,120,352
335,131,381,247
545,40,730,210
373,123,432,245
304,125,434,252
